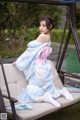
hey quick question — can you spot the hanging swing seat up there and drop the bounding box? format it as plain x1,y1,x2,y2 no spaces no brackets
0,60,80,120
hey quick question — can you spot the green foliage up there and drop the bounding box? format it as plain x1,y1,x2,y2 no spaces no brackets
0,1,62,50
0,2,61,30
76,4,80,28
51,29,80,44
51,29,63,43
25,28,40,41
0,28,80,59
24,28,80,44
0,41,27,59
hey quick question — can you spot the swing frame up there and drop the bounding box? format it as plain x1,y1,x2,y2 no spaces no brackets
0,0,80,120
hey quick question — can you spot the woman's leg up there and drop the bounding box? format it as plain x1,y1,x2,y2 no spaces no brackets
59,87,73,101
41,92,61,107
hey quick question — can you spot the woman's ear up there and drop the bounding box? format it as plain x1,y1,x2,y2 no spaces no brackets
50,24,52,30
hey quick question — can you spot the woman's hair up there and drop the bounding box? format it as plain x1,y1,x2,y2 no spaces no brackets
39,16,54,30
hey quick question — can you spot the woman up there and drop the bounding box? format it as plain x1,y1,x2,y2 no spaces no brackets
14,16,73,107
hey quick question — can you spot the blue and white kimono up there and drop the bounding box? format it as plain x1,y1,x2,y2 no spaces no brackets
15,40,60,103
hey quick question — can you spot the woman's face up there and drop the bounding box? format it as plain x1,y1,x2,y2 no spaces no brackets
39,20,50,34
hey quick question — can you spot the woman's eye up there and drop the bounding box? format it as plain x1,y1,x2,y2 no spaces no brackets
42,25,46,27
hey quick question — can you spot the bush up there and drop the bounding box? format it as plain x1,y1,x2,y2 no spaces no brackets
51,29,80,44
25,28,39,41
25,28,80,44
0,28,80,59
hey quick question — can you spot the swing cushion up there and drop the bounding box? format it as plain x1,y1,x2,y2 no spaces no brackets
0,61,80,120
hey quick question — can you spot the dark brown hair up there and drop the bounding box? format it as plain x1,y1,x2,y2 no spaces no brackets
39,16,54,30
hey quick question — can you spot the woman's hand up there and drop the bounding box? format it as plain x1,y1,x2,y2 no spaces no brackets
12,62,16,65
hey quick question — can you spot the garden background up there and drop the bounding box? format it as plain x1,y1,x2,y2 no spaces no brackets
0,2,80,58
0,1,80,120
0,1,80,73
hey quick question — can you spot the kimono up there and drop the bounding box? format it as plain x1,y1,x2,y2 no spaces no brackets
15,40,73,104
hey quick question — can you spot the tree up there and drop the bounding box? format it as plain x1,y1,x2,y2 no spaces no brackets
76,4,80,29
0,2,61,50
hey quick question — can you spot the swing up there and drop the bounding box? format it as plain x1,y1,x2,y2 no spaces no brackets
0,0,80,120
